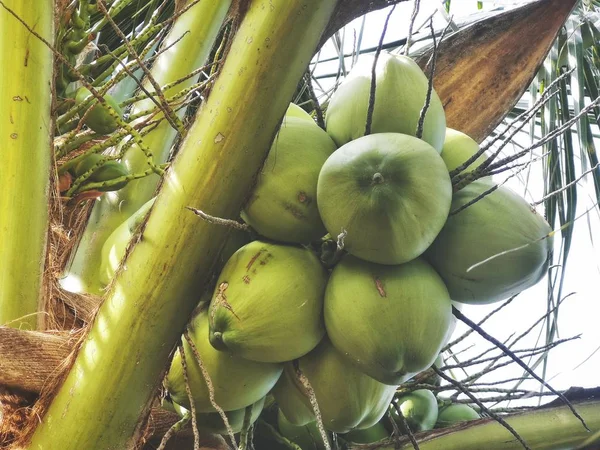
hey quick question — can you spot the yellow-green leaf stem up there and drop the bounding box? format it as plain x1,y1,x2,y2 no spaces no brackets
393,400,600,450
26,1,336,448
0,0,53,330
61,0,233,295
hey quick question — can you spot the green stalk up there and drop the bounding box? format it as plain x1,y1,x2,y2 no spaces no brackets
392,400,600,450
0,1,53,330
61,0,233,295
26,1,337,448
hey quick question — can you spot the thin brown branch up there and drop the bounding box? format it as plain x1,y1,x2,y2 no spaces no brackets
452,306,590,431
433,366,531,450
365,4,396,136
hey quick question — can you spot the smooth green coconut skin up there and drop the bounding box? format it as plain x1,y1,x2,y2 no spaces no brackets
242,117,337,243
324,255,453,386
325,53,446,152
71,153,130,191
272,338,397,433
177,396,265,435
342,421,389,444
317,133,452,265
208,241,328,363
75,87,123,135
425,180,553,304
435,403,481,428
392,389,439,432
285,102,315,123
165,310,283,413
441,128,489,173
277,410,331,450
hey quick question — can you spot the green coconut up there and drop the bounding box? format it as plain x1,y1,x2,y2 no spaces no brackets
285,102,315,123
441,128,489,174
416,354,444,387
165,310,283,413
277,410,331,450
324,255,453,385
71,153,130,191
272,338,396,433
99,200,248,288
99,198,155,287
435,403,481,428
75,87,123,135
425,179,553,304
242,117,336,243
341,421,389,444
208,240,328,363
325,52,446,152
391,389,438,432
316,133,452,265
171,396,265,435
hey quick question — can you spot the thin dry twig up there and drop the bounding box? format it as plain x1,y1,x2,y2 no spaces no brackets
96,0,184,134
186,207,250,231
364,4,396,136
304,71,325,129
179,341,201,450
452,306,590,431
433,366,531,450
294,361,331,450
391,401,419,450
405,0,420,55
183,331,237,449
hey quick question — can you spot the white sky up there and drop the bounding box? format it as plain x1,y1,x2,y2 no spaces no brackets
311,0,600,406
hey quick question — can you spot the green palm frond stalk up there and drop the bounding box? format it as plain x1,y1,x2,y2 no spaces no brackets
0,0,54,330
392,399,600,450
25,0,337,448
61,0,233,295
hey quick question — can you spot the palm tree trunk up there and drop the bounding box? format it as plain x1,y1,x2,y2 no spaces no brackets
0,0,54,330
24,1,337,448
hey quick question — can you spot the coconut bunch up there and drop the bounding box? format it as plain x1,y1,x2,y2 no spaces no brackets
163,52,554,441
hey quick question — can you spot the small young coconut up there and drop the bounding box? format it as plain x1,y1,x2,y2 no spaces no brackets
425,179,553,304
75,87,123,135
208,240,328,363
391,389,438,432
325,52,446,152
170,396,266,435
165,310,283,413
277,410,331,450
271,338,397,434
317,133,452,265
284,102,315,123
242,117,336,243
435,403,481,428
71,153,129,191
341,421,389,444
324,255,453,386
441,128,489,174
99,198,155,287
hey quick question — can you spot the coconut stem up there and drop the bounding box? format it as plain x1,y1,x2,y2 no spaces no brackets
0,0,54,330
372,172,385,184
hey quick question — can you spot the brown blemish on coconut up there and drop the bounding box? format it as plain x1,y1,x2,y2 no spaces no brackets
246,249,266,272
297,191,312,205
243,275,251,284
211,282,240,321
283,202,307,220
374,277,386,298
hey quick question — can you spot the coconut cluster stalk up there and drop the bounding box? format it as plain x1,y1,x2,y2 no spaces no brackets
61,0,233,295
393,399,600,450
0,0,54,330
25,0,337,448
